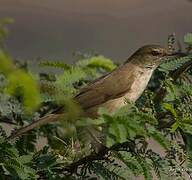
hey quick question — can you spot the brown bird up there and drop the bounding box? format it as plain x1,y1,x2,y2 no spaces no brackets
9,45,176,139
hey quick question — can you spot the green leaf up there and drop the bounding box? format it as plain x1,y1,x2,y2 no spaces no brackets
162,103,177,117
149,127,171,150
87,56,117,71
117,152,143,176
170,122,180,133
159,56,192,73
17,155,33,164
184,33,192,45
136,156,153,180
39,60,71,70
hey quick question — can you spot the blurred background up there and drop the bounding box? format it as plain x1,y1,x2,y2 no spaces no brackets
0,0,192,62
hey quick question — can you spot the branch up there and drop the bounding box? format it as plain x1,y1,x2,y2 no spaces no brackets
0,116,17,125
62,141,135,174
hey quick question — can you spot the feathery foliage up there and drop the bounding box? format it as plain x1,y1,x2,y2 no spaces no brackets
1,21,192,179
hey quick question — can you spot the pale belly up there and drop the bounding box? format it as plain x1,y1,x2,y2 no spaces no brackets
85,68,154,117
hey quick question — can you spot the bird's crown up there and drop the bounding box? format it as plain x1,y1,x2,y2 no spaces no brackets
134,45,168,57
127,45,170,68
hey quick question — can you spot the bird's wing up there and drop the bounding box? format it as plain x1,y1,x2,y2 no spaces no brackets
8,64,136,140
75,63,136,110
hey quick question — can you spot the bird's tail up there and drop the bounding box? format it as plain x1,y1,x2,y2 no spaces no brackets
7,112,106,153
8,113,63,140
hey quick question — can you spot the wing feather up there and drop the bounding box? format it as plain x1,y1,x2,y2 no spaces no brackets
75,64,136,110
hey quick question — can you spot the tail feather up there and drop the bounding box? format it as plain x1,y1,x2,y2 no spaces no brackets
8,113,63,140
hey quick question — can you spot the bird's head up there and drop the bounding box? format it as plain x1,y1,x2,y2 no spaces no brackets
127,45,179,68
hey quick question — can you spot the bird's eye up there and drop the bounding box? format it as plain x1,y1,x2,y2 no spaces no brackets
151,50,161,56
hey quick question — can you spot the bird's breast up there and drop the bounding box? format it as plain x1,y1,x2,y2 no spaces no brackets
124,68,154,102
101,68,154,112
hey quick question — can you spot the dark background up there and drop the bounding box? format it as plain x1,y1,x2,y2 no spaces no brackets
0,0,192,62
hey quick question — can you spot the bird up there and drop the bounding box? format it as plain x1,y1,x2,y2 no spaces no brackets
9,45,177,139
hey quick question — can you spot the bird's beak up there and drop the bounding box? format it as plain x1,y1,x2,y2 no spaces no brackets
166,52,187,58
